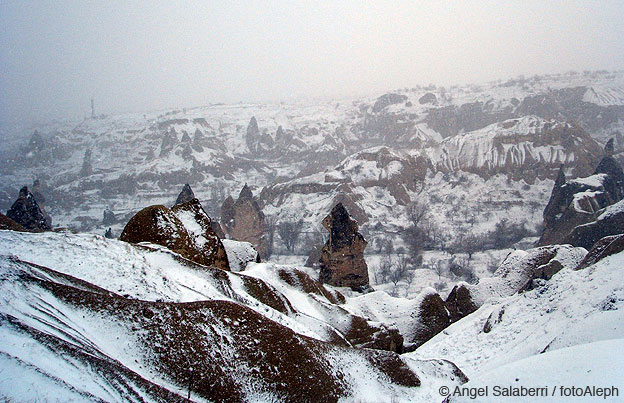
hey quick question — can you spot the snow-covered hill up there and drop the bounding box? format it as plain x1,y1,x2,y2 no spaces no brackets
2,221,622,401
0,230,468,401
409,246,624,395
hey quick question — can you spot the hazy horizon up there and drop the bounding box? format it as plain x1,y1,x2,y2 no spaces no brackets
2,0,624,123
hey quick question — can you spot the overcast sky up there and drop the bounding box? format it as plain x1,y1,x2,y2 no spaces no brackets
1,0,624,123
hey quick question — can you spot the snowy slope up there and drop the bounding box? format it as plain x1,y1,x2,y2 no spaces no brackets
410,250,624,379
0,230,467,401
448,339,624,402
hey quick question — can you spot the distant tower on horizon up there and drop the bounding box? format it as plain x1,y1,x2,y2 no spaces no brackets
91,98,95,119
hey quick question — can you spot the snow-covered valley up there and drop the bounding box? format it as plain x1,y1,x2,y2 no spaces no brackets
2,70,624,402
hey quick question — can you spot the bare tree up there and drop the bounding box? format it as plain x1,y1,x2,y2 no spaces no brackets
432,259,447,280
377,254,393,284
264,215,277,258
463,233,483,260
406,200,428,226
278,219,303,253
389,254,413,287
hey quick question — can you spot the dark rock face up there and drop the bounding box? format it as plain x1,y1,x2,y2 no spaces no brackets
102,209,116,226
563,200,624,250
6,187,52,231
445,284,478,323
593,151,624,202
80,149,93,177
159,128,178,157
120,202,230,271
406,292,451,351
425,101,513,138
210,220,225,239
0,212,27,232
220,185,267,258
514,87,624,134
575,234,624,270
539,140,624,247
604,138,615,157
542,165,568,230
174,183,195,205
418,92,437,105
319,203,369,289
31,179,52,228
372,93,408,113
220,195,235,231
345,316,404,354
245,116,274,154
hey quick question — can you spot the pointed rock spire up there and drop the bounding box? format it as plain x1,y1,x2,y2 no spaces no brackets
220,185,267,258
605,138,615,158
6,186,51,231
238,183,253,201
554,164,566,188
175,184,196,206
319,203,370,290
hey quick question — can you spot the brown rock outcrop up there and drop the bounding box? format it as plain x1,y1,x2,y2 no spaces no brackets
31,179,52,228
0,212,27,232
120,202,230,270
171,198,229,271
6,186,52,232
304,243,323,268
575,233,624,270
345,316,404,353
220,185,267,258
220,195,235,230
210,220,226,239
319,203,370,290
275,267,402,352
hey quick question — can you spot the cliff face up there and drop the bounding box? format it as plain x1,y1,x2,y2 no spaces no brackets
539,139,624,248
432,117,603,183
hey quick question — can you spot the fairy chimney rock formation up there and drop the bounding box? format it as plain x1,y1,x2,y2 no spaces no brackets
6,187,52,232
319,203,370,290
220,185,267,258
120,200,230,271
604,138,615,158
175,184,196,206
